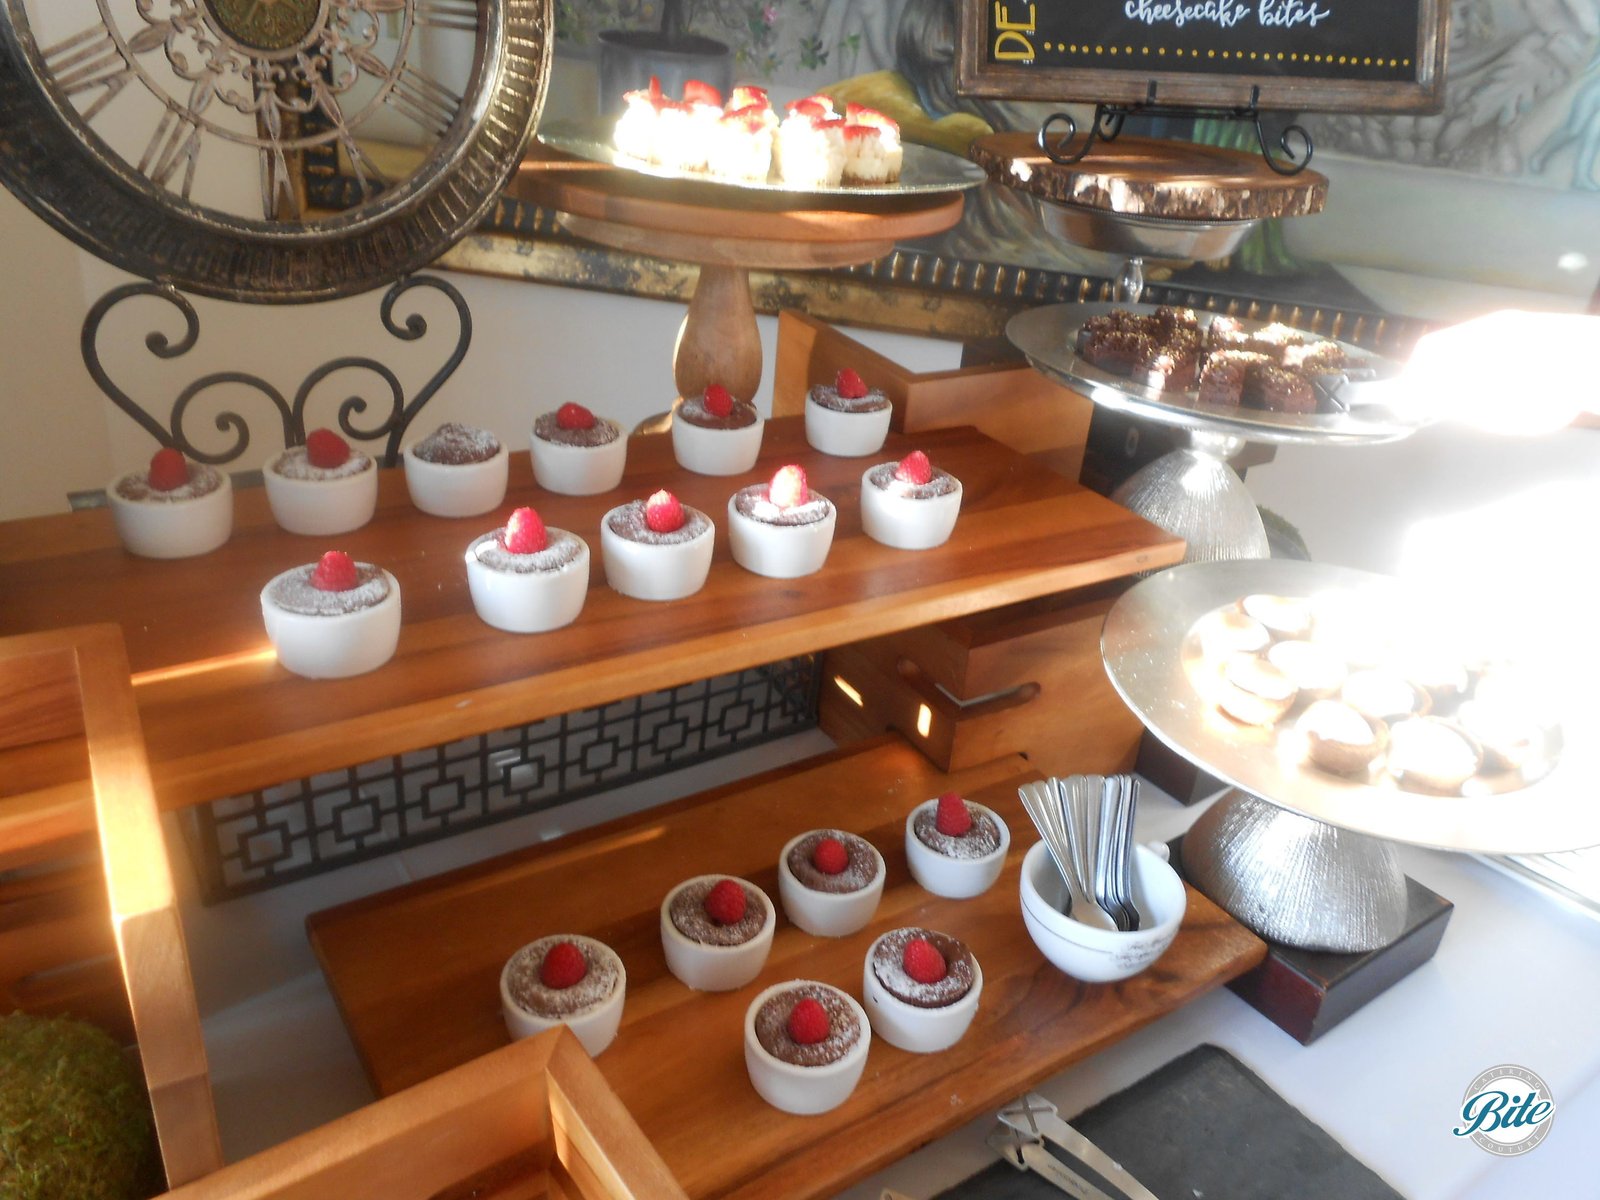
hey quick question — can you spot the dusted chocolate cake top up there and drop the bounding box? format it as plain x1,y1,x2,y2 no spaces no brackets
265,563,390,617
754,984,861,1066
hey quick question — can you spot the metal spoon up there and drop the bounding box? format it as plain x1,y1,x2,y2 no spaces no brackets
1054,775,1119,932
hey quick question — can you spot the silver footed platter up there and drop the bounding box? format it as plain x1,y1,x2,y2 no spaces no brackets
1008,302,1431,447
538,119,986,199
1102,559,1599,855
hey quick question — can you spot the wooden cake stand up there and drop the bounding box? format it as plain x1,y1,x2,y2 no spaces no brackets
511,144,966,404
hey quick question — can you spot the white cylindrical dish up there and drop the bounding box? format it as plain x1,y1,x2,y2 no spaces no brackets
260,570,402,679
530,428,628,496
464,534,590,633
776,831,885,938
904,799,1010,900
600,506,715,602
402,443,509,518
743,981,871,1115
1019,841,1186,983
659,876,776,992
860,468,963,551
726,495,837,579
671,414,765,476
499,936,627,1058
805,397,891,457
861,935,983,1054
106,471,232,559
264,457,379,536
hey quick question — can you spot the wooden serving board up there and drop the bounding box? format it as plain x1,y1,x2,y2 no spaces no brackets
308,738,1267,1200
0,421,1181,845
968,132,1327,221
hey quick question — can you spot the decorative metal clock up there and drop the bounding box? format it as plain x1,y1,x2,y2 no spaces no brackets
0,0,552,302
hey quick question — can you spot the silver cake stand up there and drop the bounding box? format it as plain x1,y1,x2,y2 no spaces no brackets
1102,560,1599,951
1008,302,1430,563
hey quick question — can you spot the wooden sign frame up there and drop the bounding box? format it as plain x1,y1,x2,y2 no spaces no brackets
955,0,1451,114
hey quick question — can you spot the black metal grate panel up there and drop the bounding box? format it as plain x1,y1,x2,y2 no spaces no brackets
181,658,820,903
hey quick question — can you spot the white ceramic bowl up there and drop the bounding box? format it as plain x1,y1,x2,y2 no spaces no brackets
531,424,628,495
743,980,871,1115
260,569,401,679
805,396,892,457
1018,841,1186,983
904,799,1010,900
660,875,776,992
106,470,232,559
264,453,379,536
402,443,508,518
500,935,626,1057
464,531,590,633
600,504,715,601
861,932,983,1054
671,413,765,476
726,494,837,579
776,831,885,938
860,468,963,551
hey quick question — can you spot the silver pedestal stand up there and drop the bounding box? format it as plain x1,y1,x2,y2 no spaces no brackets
1101,561,1592,953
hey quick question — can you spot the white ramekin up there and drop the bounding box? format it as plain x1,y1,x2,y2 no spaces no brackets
530,425,629,496
660,875,776,992
260,569,402,679
499,935,627,1058
264,456,379,536
671,414,765,476
805,397,891,457
743,980,871,1115
600,505,715,601
726,494,837,579
402,443,508,518
464,532,590,633
904,799,1010,900
106,470,232,559
861,932,983,1054
776,831,885,938
860,468,963,551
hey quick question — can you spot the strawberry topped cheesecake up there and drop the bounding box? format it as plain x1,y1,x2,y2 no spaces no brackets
778,829,885,937
805,367,892,457
466,507,590,633
860,450,963,550
500,934,626,1057
661,875,776,991
265,428,378,536
744,980,871,1114
862,927,983,1053
107,446,232,558
600,489,715,601
905,790,1010,898
727,464,837,578
260,550,401,678
672,383,764,476
531,402,627,495
402,422,507,518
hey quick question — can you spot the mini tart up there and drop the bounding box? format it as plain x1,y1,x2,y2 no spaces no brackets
1266,639,1347,700
1239,593,1314,640
805,384,892,457
1387,717,1482,795
264,445,378,536
726,482,837,579
1297,699,1388,776
862,928,983,1054
744,980,870,1115
260,562,401,679
659,875,775,993
1341,668,1431,724
464,526,589,634
599,499,715,602
1399,651,1470,708
859,461,963,551
106,462,232,559
1216,652,1297,727
1455,699,1545,773
671,393,764,476
403,424,508,518
500,934,626,1057
530,411,628,496
778,829,885,938
904,798,1009,899
1193,608,1271,663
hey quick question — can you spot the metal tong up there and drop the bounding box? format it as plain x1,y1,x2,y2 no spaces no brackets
987,1093,1161,1200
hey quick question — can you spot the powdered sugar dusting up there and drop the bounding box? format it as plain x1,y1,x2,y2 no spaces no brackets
678,392,759,429
867,461,959,500
808,384,890,414
733,483,833,526
534,412,622,447
413,422,500,464
116,464,224,502
266,563,390,616
786,829,879,893
754,984,861,1066
871,927,976,1009
669,877,768,946
505,935,620,1019
607,499,711,546
913,805,1000,859
272,446,373,481
471,529,585,574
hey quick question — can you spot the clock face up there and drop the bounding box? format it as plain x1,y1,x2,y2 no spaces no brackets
0,0,551,301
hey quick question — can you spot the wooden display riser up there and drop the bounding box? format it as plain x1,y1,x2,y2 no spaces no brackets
309,737,1267,1200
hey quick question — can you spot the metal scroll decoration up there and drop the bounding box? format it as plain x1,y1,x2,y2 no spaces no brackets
0,0,553,303
82,275,470,467
1037,85,1314,177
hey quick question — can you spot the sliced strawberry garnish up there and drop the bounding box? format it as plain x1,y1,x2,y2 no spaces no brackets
147,447,190,492
502,507,548,555
683,79,722,107
310,550,359,592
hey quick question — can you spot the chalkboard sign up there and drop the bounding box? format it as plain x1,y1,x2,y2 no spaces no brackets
956,0,1450,113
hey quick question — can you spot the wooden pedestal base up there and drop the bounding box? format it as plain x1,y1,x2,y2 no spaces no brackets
1171,837,1453,1044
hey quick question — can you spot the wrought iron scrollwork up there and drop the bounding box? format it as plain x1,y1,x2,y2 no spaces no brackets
1036,84,1314,176
80,274,472,468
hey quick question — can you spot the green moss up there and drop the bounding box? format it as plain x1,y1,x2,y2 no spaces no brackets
0,1013,159,1200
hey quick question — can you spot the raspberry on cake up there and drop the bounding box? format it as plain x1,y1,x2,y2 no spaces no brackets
531,401,627,495
778,828,885,937
465,506,590,634
744,980,871,1114
861,451,963,550
905,792,1010,899
107,446,232,559
672,382,765,476
403,421,508,518
265,429,378,536
862,926,983,1053
805,367,892,457
260,552,401,678
661,875,775,991
600,491,715,601
500,933,626,1057
728,463,838,579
